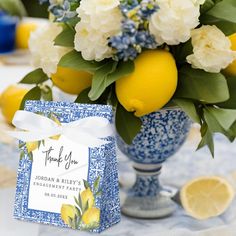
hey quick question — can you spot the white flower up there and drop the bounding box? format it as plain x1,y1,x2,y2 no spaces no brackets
74,0,122,61
187,25,236,73
74,22,113,61
29,23,70,77
149,0,204,45
79,0,120,13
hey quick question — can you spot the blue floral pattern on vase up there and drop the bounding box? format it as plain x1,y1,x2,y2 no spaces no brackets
132,175,161,197
117,108,191,164
117,108,191,218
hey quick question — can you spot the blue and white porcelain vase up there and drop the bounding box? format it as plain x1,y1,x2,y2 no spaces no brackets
117,108,191,218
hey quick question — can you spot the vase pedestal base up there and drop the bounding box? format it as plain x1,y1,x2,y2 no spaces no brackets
122,187,177,219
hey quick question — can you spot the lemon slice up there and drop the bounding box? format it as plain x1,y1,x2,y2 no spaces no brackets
180,176,235,220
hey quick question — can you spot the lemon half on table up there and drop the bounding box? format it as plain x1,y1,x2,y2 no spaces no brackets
180,176,235,220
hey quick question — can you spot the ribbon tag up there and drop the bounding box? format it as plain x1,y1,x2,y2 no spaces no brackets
7,110,113,148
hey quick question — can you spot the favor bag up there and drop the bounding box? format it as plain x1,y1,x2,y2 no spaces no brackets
13,101,121,233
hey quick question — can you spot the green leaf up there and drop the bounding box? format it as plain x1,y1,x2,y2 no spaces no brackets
68,217,75,229
89,60,134,101
201,0,215,14
200,0,236,35
88,61,114,101
0,0,27,17
58,50,104,73
20,86,41,110
19,68,49,85
175,66,229,104
41,85,53,101
75,88,95,104
78,192,83,210
74,197,81,209
200,107,235,150
28,152,34,161
197,122,215,157
75,206,82,218
83,200,89,213
217,76,236,109
172,40,193,65
204,108,225,134
93,176,100,193
206,107,236,130
66,17,80,28
20,151,25,160
54,27,75,47
115,103,142,145
107,85,118,107
205,0,236,23
109,61,134,82
230,121,236,135
95,190,102,197
213,21,236,36
73,215,78,229
83,179,90,189
173,99,200,124
75,214,81,229
200,14,236,35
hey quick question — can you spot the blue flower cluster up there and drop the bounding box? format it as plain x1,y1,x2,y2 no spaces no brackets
109,0,159,61
39,0,79,22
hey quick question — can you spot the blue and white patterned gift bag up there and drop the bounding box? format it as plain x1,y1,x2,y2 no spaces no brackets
14,101,121,233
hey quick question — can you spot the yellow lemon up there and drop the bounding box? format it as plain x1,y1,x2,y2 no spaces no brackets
60,204,77,225
81,188,95,210
224,33,236,76
82,207,100,226
0,85,29,124
51,67,93,95
26,142,38,153
16,22,38,49
180,176,235,220
116,50,178,117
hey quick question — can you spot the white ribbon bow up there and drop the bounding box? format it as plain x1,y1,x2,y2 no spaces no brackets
7,110,113,148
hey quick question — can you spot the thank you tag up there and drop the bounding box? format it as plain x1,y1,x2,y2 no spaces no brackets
13,101,121,233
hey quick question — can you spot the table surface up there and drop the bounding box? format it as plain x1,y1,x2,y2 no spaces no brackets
1,52,236,236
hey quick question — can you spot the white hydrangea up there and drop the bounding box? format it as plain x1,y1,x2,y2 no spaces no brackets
74,0,122,61
149,0,204,45
29,23,70,77
187,25,236,73
78,0,120,13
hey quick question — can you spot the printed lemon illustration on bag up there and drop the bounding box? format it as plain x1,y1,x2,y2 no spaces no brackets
81,188,95,210
19,112,62,161
60,177,102,231
26,142,38,153
82,207,100,226
61,204,78,225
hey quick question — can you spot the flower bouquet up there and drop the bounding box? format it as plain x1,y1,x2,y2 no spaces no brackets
21,0,236,157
